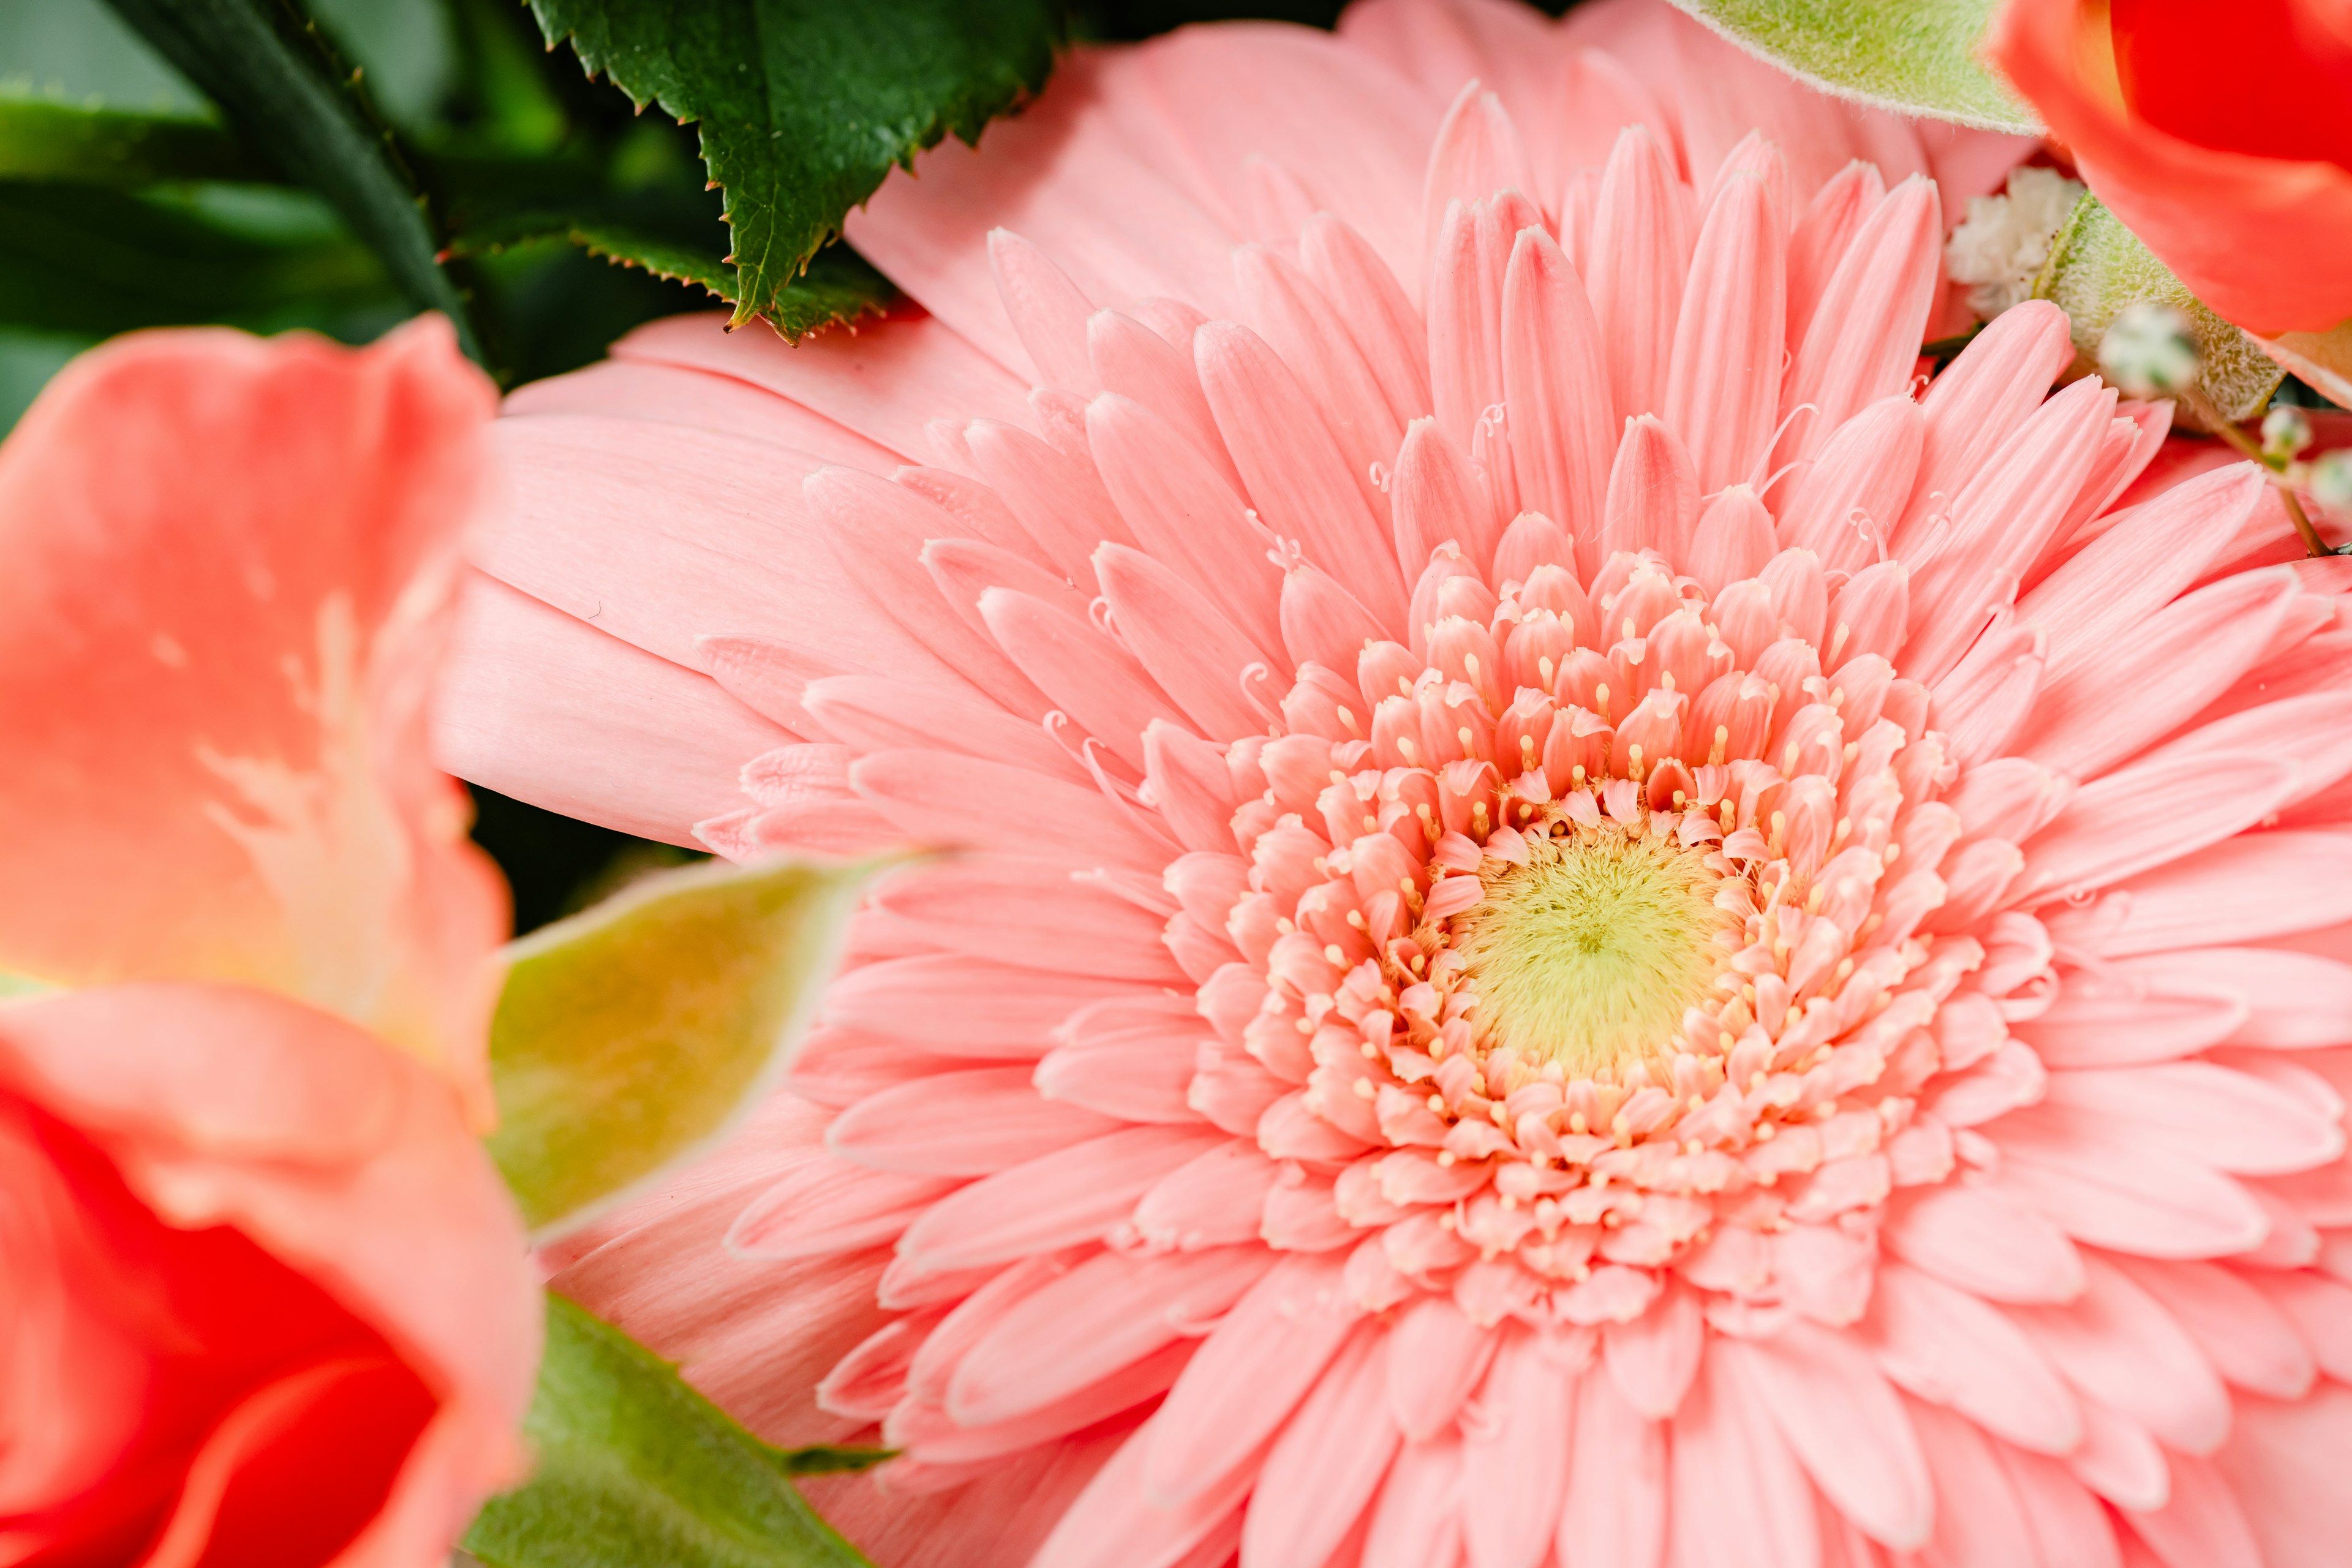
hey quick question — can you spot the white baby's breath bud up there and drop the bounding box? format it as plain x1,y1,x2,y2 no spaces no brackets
2263,405,2315,464
1943,166,2086,318
2098,301,2201,398
2310,450,2352,518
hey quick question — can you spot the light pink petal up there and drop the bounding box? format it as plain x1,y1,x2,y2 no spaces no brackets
1668,1339,1820,1568
993,229,1101,391
2077,831,2352,956
853,748,1167,872
1233,243,1407,530
1194,322,1407,625
1392,417,1501,579
2035,1065,2345,1178
1420,83,1536,263
826,1066,1120,1177
1883,1183,2085,1304
1893,300,2075,550
1901,1398,2045,1568
1384,1292,1500,1440
1773,398,1923,575
437,575,790,846
1602,1279,1703,1418
1239,1321,1398,1568
2018,464,2270,684
1862,1260,2081,1454
505,356,902,470
2121,1450,2262,1568
1663,167,1785,494
2007,1254,2231,1455
1785,160,1883,351
2011,753,2299,907
979,587,1191,774
1902,377,2118,685
1145,1251,1362,1506
2066,1398,2170,1512
1728,1319,1931,1550
2013,568,2302,780
950,1245,1272,1427
803,674,1088,786
612,311,1031,458
1364,1431,1465,1568
1991,1103,2271,1260
1087,393,1286,654
1777,176,1940,468
1997,1442,2125,1568
1028,1415,1250,1568
1560,1366,1666,1568
1602,413,1700,565
1585,125,1690,428
1300,213,1433,427
819,954,1139,1059
2211,1382,2352,1567
1461,1325,1575,1568
1499,227,1613,559
865,856,1188,983
894,1125,1227,1276
2103,1257,2314,1400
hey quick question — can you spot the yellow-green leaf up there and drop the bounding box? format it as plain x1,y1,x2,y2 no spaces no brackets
484,854,883,1235
2031,194,2283,424
1665,0,2038,133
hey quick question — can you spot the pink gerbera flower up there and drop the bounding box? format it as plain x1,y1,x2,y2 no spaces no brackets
442,1,2352,1564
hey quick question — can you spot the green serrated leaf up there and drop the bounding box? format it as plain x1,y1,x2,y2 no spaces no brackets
2031,194,2283,425
1665,0,2038,133
524,0,1062,330
0,96,266,184
484,854,883,1236
0,180,398,336
464,1295,880,1568
448,216,895,336
97,0,481,357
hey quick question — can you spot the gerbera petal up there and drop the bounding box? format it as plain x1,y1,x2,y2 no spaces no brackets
1863,1261,2082,1454
1668,1343,1819,1568
1728,1320,1932,1551
1238,1322,1398,1568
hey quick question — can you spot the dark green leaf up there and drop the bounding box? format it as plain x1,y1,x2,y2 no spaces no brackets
450,216,894,336
483,854,884,1237
97,0,481,356
0,96,266,184
526,0,1063,329
0,180,399,336
464,1295,880,1568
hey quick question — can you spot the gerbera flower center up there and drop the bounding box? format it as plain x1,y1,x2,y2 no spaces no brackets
1444,815,1732,1077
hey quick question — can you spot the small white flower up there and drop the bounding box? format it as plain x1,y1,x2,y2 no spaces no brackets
2263,404,2315,463
1943,165,2087,317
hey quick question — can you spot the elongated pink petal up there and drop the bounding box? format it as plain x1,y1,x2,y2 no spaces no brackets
1145,1252,1362,1506
1461,1325,1576,1568
1239,1322,1398,1568
1499,228,1612,559
1668,1342,1819,1568
1664,170,1785,493
1728,1319,1932,1551
1863,1261,2082,1453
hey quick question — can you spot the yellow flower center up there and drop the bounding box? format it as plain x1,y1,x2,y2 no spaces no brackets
1450,823,1732,1077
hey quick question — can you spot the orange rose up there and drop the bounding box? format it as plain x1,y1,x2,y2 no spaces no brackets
0,320,537,1566
1987,0,2352,389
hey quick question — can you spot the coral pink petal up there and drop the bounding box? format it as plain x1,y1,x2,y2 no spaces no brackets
1238,1322,1398,1568
1668,1344,1818,1568
1144,1252,1361,1507
1727,1320,1932,1551
1864,1261,2081,1453
0,321,505,1101
1461,1325,1575,1568
436,576,791,846
1560,1368,1667,1568
2007,1255,2232,1454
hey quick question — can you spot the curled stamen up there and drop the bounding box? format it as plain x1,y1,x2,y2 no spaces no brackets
1077,736,1183,850
1238,661,1284,728
1846,507,1889,565
1747,402,1819,489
